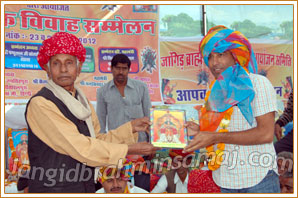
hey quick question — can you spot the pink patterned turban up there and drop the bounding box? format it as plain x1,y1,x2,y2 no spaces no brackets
37,32,86,70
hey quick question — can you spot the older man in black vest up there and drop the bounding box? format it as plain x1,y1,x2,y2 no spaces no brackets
25,32,159,193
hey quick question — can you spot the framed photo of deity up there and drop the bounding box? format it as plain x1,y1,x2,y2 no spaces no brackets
150,108,188,148
6,128,30,174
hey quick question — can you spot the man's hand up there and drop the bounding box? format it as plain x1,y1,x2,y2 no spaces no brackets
127,142,161,156
131,117,151,133
274,123,283,141
185,121,200,136
183,131,216,153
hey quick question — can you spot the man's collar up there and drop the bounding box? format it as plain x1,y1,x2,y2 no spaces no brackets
69,89,76,97
107,80,115,89
126,78,134,88
174,171,189,184
109,78,134,89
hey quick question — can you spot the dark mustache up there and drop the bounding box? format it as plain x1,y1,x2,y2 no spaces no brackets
111,187,122,191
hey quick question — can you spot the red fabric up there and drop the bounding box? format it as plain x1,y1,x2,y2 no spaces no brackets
37,32,86,70
150,174,162,192
188,169,221,193
169,149,193,159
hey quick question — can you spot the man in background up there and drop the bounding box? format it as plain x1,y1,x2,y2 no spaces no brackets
96,53,152,191
96,159,148,193
279,171,293,193
276,151,293,193
151,149,193,193
274,91,293,154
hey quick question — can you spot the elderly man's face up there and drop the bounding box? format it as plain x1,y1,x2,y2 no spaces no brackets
102,177,127,193
208,51,236,79
47,54,82,92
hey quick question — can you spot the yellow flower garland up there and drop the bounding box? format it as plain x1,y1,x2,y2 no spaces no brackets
7,128,19,175
205,108,233,170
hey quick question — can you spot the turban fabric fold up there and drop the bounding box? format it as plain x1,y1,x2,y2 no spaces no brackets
199,25,258,125
169,149,194,159
37,32,86,70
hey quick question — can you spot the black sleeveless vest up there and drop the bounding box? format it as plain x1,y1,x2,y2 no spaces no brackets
25,87,95,193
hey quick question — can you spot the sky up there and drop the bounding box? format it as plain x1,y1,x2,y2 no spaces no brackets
160,5,293,28
160,5,202,20
207,5,293,28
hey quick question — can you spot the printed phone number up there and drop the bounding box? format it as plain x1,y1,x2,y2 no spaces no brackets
29,34,97,45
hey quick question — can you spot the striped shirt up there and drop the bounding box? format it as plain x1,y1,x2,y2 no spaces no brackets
213,73,278,189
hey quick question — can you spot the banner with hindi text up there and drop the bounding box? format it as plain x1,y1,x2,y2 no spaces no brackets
160,40,293,106
4,4,162,102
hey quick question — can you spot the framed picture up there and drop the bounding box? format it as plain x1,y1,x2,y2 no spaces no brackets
150,108,188,148
7,128,29,174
